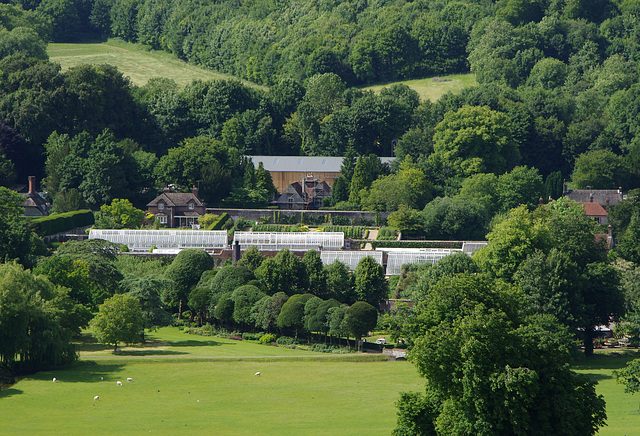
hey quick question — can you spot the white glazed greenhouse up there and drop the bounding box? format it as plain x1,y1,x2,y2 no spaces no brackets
232,232,344,251
88,229,228,251
382,248,467,275
320,250,383,271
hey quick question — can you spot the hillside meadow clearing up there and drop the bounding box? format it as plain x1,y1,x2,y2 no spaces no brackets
4,329,640,434
47,39,265,90
47,39,475,101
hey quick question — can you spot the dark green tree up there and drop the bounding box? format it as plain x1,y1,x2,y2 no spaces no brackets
353,256,388,308
165,249,214,318
344,301,378,350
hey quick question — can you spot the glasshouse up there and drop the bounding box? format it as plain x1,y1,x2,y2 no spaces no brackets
382,248,468,275
88,229,229,251
320,250,383,271
232,232,344,251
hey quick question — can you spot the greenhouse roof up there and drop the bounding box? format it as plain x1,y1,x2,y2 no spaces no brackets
89,229,228,251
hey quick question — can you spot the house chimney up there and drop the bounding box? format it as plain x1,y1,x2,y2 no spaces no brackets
590,193,594,202
163,186,170,193
192,185,198,197
563,181,568,194
539,196,543,205
28,176,36,194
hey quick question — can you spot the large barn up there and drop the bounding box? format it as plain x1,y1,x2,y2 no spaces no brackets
248,156,395,193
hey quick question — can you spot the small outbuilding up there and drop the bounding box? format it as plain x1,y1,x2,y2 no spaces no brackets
147,186,205,228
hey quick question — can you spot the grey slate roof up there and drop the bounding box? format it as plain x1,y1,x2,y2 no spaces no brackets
565,189,624,207
248,156,395,172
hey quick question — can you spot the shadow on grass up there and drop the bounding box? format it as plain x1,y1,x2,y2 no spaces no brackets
164,339,225,348
0,388,23,399
574,349,640,371
39,362,126,383
118,349,187,356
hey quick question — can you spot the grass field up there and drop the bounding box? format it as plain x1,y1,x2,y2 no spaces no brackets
1,328,422,435
4,329,639,435
47,39,265,90
574,349,640,435
364,73,477,102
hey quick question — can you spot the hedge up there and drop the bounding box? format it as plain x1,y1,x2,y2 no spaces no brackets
208,212,229,230
320,225,366,239
30,210,95,236
252,223,307,232
371,240,464,249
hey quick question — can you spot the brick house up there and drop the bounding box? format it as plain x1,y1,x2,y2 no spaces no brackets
275,177,331,209
20,176,49,216
581,202,609,225
147,186,205,228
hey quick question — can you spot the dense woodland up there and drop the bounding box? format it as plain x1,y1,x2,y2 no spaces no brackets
3,0,640,433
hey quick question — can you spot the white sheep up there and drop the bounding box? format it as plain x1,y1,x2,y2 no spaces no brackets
116,381,123,386
93,396,99,401
126,377,133,382
52,377,57,383
254,372,261,376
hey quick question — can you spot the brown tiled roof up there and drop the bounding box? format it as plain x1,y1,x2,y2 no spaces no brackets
147,192,203,208
581,202,608,217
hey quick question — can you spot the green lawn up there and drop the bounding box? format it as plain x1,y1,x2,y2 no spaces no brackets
47,39,265,90
574,349,640,435
1,328,422,435
363,73,477,102
4,329,639,434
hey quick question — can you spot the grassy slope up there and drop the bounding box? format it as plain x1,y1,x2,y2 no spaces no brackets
48,39,475,101
47,39,265,90
364,73,477,102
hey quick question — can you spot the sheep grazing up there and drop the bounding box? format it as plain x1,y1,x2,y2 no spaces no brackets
100,377,104,381
126,377,133,383
116,381,123,386
254,372,261,376
52,377,57,383
93,396,99,401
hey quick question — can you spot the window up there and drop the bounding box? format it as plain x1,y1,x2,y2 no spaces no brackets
189,202,194,210
158,216,167,224
158,202,164,211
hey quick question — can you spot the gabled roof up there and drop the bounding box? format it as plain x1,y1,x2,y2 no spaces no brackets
22,193,48,215
248,156,395,173
147,192,203,208
581,202,608,217
566,189,624,206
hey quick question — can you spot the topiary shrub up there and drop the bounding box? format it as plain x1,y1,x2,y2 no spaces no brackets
259,333,276,344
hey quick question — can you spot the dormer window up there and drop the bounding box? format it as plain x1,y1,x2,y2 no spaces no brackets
158,202,164,211
188,202,194,210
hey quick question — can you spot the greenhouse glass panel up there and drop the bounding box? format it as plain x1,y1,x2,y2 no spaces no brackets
320,251,383,271
233,232,344,251
384,249,467,275
89,229,228,250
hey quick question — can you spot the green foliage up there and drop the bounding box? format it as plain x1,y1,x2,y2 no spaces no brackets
614,358,640,394
165,249,214,315
353,256,388,308
259,333,276,344
422,197,489,240
91,293,144,352
94,198,144,229
208,212,230,230
344,301,378,344
252,224,307,232
276,293,314,338
319,226,365,239
30,210,94,236
396,273,607,435
0,263,79,371
371,241,463,249
255,249,307,296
